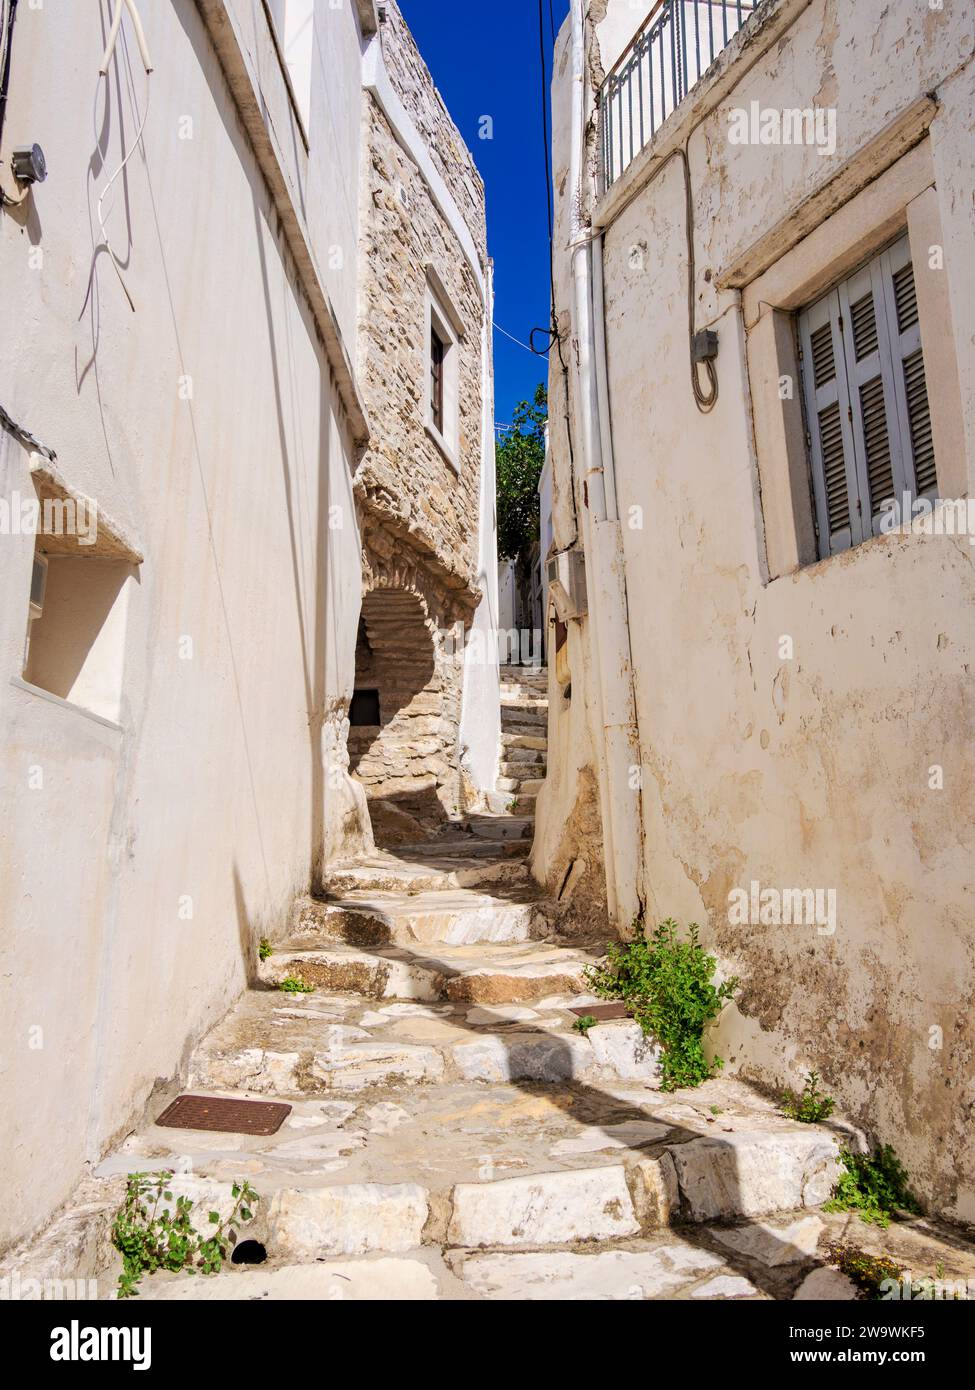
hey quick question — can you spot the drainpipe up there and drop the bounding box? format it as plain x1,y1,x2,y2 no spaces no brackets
567,0,644,931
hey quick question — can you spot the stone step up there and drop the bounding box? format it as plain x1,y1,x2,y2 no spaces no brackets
486,783,538,805
97,1068,849,1264
256,941,595,1010
500,732,547,753
500,696,548,712
466,814,535,841
292,887,548,948
500,707,548,732
498,752,547,772
497,777,544,796
188,988,667,1098
320,848,528,897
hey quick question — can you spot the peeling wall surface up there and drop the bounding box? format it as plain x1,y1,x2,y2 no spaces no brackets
544,0,975,1217
0,0,495,1251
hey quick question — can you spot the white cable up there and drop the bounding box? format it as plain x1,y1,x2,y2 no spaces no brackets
97,0,153,311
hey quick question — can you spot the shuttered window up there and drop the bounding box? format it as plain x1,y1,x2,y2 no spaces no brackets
798,235,937,558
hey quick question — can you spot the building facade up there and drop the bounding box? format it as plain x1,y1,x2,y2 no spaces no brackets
0,0,497,1252
539,0,975,1216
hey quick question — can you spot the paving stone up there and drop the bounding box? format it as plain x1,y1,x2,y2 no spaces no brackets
310,1038,445,1091
669,1128,842,1221
269,1184,429,1258
452,1034,590,1083
793,1266,859,1300
548,1122,671,1157
465,1005,541,1025
364,1102,412,1134
447,1166,640,1247
692,1274,760,1299
456,1242,724,1300
713,1214,825,1266
140,1259,440,1300
584,1021,663,1083
632,1154,681,1228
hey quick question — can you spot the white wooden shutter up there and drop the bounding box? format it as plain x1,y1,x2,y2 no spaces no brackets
799,290,863,554
799,234,938,559
880,237,938,499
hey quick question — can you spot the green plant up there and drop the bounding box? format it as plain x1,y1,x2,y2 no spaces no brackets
112,1172,259,1299
824,1145,920,1228
573,1015,598,1036
258,937,272,961
586,918,738,1092
279,975,314,995
782,1070,835,1123
496,385,547,561
824,1242,903,1299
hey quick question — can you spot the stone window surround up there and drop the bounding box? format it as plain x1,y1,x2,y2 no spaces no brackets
423,264,465,474
743,138,968,582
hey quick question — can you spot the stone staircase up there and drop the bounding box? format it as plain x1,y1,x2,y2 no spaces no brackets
21,833,975,1303
471,664,549,843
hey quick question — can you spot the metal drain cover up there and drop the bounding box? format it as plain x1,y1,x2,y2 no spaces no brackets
569,1002,631,1021
155,1095,292,1136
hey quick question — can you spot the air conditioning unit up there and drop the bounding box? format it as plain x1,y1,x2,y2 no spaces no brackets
29,552,48,620
547,548,587,621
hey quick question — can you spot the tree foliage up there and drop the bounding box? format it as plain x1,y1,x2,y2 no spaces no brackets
496,383,547,561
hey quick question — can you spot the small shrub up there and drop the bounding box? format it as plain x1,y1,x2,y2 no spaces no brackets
112,1172,259,1299
279,975,314,995
586,918,738,1091
258,937,272,961
573,1014,597,1036
782,1070,835,1123
824,1145,920,1228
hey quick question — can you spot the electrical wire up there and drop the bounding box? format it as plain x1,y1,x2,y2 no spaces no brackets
97,0,153,311
494,321,538,355
0,400,56,461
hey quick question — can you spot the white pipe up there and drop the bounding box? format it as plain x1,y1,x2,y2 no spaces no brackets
567,0,644,930
100,0,153,76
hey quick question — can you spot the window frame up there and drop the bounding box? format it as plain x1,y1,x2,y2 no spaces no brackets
423,268,463,473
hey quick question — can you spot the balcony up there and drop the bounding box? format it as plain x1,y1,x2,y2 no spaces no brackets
599,0,761,189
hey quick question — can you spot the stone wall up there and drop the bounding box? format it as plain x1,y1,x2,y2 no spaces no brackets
542,0,975,1217
353,4,491,829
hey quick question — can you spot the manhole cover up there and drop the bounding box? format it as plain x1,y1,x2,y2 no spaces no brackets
155,1095,292,1136
569,1002,631,1021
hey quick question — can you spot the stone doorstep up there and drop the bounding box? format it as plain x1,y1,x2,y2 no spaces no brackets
319,852,530,896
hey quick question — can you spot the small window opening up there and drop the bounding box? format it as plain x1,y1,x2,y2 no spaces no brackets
350,688,381,726
430,327,445,435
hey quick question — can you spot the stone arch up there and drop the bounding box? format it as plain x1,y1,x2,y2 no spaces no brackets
348,570,461,845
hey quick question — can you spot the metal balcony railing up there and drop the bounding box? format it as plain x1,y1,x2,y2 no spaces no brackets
599,0,759,190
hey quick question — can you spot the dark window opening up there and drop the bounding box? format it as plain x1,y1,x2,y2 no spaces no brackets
430,327,445,434
350,688,381,726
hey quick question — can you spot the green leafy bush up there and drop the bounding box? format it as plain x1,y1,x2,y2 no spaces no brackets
258,937,272,961
824,1145,920,1228
782,1070,835,1123
573,1014,597,1036
112,1172,259,1298
496,385,547,561
586,918,738,1091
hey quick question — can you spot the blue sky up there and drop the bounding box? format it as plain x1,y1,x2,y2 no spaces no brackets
398,0,570,431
